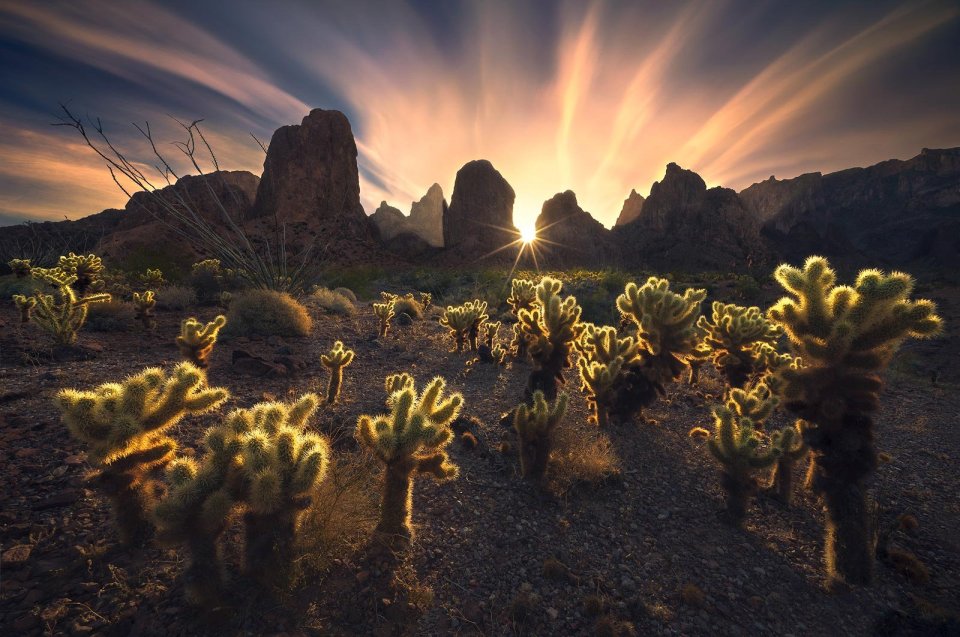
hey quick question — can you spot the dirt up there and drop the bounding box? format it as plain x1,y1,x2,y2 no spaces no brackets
1,292,958,636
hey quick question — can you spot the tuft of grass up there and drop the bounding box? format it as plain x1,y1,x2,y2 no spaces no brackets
312,287,356,316
85,300,134,332
225,289,312,337
550,423,621,492
155,285,197,310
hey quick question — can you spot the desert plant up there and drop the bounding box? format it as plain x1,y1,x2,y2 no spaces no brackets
508,278,537,357
517,277,582,399
155,285,198,310
133,290,157,331
577,325,640,426
386,292,424,320
21,269,111,345
225,289,312,337
56,362,229,545
312,287,356,316
236,394,331,585
8,258,31,278
321,340,355,403
419,291,432,313
768,420,808,505
190,259,225,304
12,294,36,323
139,268,166,289
356,375,462,546
85,300,134,332
440,300,489,353
55,252,104,294
514,390,568,481
767,256,942,585
374,301,395,339
177,315,227,368
697,302,782,387
384,372,415,400
333,286,358,303
483,320,502,348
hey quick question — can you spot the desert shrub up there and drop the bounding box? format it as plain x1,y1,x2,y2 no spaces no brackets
333,287,358,303
321,265,387,299
17,269,110,345
0,274,43,299
389,292,424,320
86,300,134,332
312,287,356,316
225,289,312,337
189,259,226,304
733,274,761,302
155,285,198,310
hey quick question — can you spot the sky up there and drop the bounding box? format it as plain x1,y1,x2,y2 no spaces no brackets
1,0,959,232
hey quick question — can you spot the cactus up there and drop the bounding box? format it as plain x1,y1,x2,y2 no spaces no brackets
483,321,502,348
768,420,808,505
320,340,355,403
576,325,640,426
517,277,582,400
440,300,489,353
385,372,415,398
508,279,537,357
419,291,432,313
23,269,110,345
176,315,227,368
374,301,395,338
56,363,229,545
697,302,783,387
478,321,506,363
514,390,568,480
12,294,36,323
8,258,31,278
56,252,104,294
236,395,330,585
702,383,782,525
356,375,462,546
139,268,165,289
767,256,942,585
133,290,157,331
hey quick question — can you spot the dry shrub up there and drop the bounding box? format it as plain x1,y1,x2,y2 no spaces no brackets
155,285,197,310
549,422,620,492
85,300,133,332
225,289,312,337
312,286,356,316
333,287,358,303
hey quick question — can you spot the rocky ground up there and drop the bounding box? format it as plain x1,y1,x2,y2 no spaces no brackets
1,286,958,636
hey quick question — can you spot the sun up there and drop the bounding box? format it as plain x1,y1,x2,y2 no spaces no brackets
519,223,537,244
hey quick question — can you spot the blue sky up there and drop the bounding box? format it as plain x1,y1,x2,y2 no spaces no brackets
1,0,958,230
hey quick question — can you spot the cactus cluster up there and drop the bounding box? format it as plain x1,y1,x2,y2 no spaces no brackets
767,256,942,585
55,252,105,294
516,277,583,399
8,258,31,278
133,290,157,331
56,363,229,544
374,301,395,338
15,268,111,345
576,325,640,426
440,300,489,353
139,268,166,289
176,315,227,368
320,340,355,403
478,320,506,364
508,278,537,357
514,390,568,480
13,294,36,323
356,375,462,545
696,302,783,387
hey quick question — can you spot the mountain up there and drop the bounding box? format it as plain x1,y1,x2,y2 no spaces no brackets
369,201,408,242
614,189,645,226
409,183,446,248
442,160,517,263
533,190,618,268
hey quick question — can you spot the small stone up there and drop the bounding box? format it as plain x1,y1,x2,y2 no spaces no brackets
395,312,413,326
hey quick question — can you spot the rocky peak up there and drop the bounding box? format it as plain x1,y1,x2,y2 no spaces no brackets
442,160,516,261
614,189,645,226
369,201,408,242
533,190,617,267
408,183,446,247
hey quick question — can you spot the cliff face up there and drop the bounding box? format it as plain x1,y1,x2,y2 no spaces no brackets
442,160,517,263
533,191,618,268
369,202,408,242
740,147,960,268
614,189,645,227
409,183,446,248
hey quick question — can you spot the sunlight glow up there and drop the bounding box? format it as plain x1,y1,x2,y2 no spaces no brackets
519,223,537,244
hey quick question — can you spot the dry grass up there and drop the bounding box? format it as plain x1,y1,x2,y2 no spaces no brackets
226,289,313,337
549,421,621,493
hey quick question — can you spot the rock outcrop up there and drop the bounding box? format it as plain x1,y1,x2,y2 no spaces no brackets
533,191,618,268
741,147,960,269
614,189,645,226
370,201,408,242
409,183,446,248
613,163,767,271
442,160,517,262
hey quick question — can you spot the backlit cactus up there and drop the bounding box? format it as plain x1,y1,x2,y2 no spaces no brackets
576,325,639,426
385,372,415,398
508,278,537,357
768,420,808,505
176,315,227,368
697,302,783,387
517,277,582,399
321,340,355,403
374,301,395,338
479,320,506,363
57,252,104,294
767,256,942,586
133,290,157,331
514,390,568,480
12,294,36,323
440,300,489,353
356,375,462,545
56,362,229,545
23,268,111,345
139,268,165,289
8,258,31,278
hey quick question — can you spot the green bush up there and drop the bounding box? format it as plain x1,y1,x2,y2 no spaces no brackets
225,289,312,337
312,287,356,316
155,285,198,310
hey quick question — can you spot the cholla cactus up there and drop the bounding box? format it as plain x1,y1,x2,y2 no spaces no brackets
699,384,782,525
12,294,36,323
356,375,462,545
508,279,537,357
483,321,502,348
8,258,31,278
514,390,568,480
57,252,104,294
236,395,330,584
374,301,395,338
767,256,942,586
768,420,808,505
517,277,582,399
440,300,489,353
320,340,355,403
23,269,110,345
385,372,415,398
133,290,157,331
176,315,227,368
697,302,782,387
478,321,506,363
139,268,165,289
419,292,432,313
577,325,640,426
56,363,229,545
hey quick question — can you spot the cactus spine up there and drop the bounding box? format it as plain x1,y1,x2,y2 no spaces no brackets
56,363,229,545
440,300,489,352
321,340,355,403
697,302,783,387
374,301,395,338
767,256,942,586
517,277,582,400
176,315,227,368
356,376,462,546
514,390,568,480
133,290,157,331
8,258,31,278
12,294,36,323
25,269,111,345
